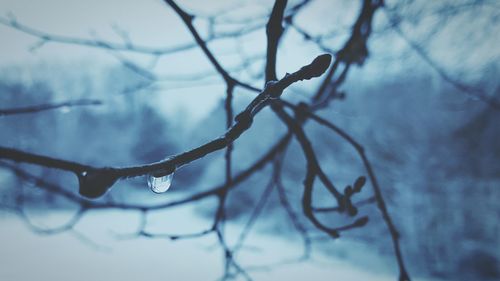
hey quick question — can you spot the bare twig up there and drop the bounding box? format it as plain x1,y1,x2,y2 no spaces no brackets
382,7,500,110
0,99,102,116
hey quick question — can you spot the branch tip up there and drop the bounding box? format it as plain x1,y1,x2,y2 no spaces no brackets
301,54,332,80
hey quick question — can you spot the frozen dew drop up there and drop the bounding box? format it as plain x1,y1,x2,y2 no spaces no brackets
148,172,174,194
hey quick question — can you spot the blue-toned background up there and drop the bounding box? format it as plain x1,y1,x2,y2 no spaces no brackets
0,1,499,280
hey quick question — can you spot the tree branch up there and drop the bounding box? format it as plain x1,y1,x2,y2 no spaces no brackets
0,54,331,199
0,99,102,116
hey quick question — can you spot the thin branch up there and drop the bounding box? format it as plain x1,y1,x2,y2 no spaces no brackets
273,105,347,238
139,228,213,241
274,154,312,260
0,15,259,57
313,196,376,213
265,0,287,82
0,99,102,116
164,0,259,92
232,166,276,254
382,7,500,110
284,102,411,281
2,204,87,235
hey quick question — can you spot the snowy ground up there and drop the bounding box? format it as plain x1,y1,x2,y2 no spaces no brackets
0,208,437,281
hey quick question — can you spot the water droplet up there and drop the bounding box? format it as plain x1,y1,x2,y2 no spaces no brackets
148,172,174,194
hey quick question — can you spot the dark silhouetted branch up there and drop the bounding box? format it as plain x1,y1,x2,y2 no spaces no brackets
265,0,287,82
283,102,411,281
0,54,331,199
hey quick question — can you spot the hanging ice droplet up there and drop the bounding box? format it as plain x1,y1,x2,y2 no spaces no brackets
148,172,174,194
